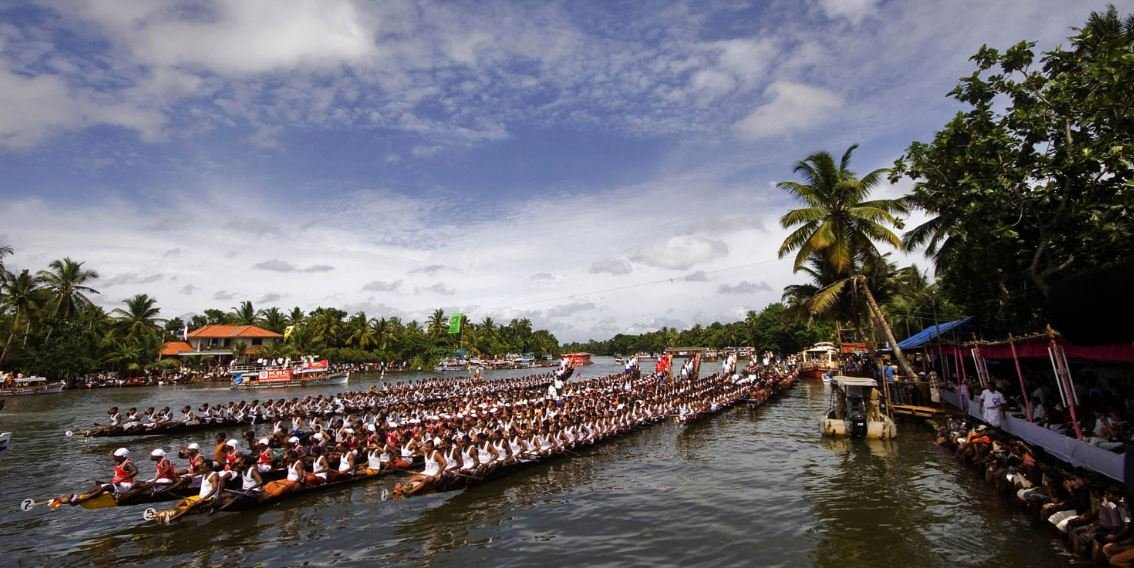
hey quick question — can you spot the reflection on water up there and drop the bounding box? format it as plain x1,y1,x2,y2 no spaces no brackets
0,362,1079,567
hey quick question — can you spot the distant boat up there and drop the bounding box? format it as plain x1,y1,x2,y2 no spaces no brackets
562,353,593,366
799,342,839,379
614,355,624,365
0,377,65,396
230,358,349,389
0,431,9,452
434,358,468,373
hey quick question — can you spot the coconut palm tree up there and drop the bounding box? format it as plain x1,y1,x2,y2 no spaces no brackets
307,307,345,348
0,243,13,280
0,269,42,364
778,145,918,381
427,309,447,337
230,301,257,325
111,294,164,342
37,257,100,320
258,307,287,333
346,311,376,349
287,307,306,326
777,145,906,275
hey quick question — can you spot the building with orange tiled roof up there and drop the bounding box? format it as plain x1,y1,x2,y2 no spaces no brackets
185,324,282,354
159,341,193,358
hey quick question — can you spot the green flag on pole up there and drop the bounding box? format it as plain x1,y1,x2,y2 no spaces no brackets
448,313,462,334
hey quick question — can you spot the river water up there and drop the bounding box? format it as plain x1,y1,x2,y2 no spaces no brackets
0,357,1080,567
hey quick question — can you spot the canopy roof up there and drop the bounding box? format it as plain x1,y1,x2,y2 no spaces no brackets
833,376,877,388
897,317,974,350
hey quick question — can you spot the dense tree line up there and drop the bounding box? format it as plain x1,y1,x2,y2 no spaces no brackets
0,249,559,379
561,303,832,357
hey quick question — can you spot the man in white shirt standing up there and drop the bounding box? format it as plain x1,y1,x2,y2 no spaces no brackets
979,383,1006,428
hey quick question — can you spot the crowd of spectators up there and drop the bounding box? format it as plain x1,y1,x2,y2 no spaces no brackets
937,416,1134,566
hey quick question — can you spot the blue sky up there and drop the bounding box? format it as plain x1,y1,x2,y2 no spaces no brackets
0,0,1114,342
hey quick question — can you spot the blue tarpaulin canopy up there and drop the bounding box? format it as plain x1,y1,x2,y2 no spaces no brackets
896,317,974,350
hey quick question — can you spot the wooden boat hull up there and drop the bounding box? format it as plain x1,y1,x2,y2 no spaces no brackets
153,465,415,521
85,420,254,438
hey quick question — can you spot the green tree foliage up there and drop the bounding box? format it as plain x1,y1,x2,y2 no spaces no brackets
0,246,560,378
892,6,1134,331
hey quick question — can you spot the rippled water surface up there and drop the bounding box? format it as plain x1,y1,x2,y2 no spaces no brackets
0,359,1079,567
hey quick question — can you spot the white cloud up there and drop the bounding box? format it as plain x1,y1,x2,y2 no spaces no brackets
410,264,448,276
733,81,843,141
102,272,164,287
718,280,773,295
547,301,596,318
417,283,456,296
589,258,633,275
73,1,376,75
362,279,402,292
817,0,879,25
630,235,728,270
254,259,335,273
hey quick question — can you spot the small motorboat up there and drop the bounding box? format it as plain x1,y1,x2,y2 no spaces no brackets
820,377,897,440
0,376,65,395
0,432,10,452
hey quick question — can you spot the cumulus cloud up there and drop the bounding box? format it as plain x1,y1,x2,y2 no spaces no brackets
631,235,728,270
179,284,197,295
733,82,843,140
257,292,284,303
547,301,597,318
818,0,879,25
254,259,335,273
530,273,556,281
362,279,402,292
589,258,633,275
417,283,456,295
102,272,164,287
213,290,237,300
410,264,448,276
717,280,773,295
683,271,710,282
162,248,183,258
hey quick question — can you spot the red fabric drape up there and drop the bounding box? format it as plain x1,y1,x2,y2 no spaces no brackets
937,338,1134,363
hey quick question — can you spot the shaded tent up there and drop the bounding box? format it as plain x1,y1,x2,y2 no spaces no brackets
896,317,974,351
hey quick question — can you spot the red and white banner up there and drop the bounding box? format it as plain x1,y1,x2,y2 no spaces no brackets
258,369,292,383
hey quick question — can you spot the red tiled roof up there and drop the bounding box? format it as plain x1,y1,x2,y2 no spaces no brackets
160,341,193,356
186,325,282,339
